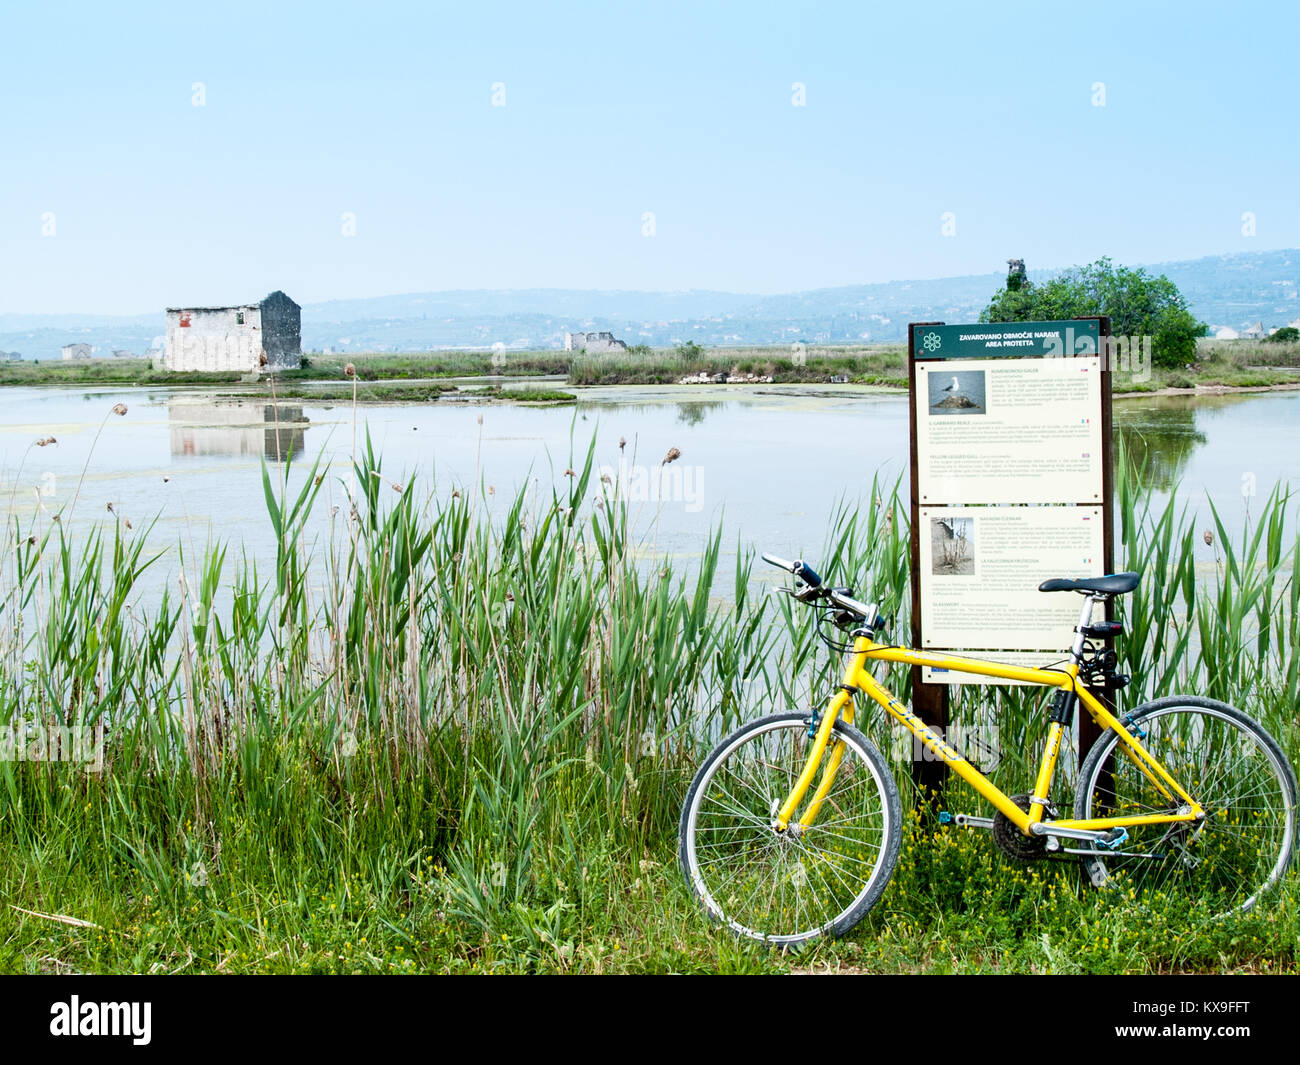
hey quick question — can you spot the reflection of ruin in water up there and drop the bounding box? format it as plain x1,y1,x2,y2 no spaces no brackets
168,399,309,462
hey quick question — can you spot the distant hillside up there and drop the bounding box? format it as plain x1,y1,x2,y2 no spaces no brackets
1147,250,1299,329
0,319,159,363
3,250,1297,360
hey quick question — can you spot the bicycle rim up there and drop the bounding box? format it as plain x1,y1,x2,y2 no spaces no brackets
681,715,899,946
1077,701,1297,915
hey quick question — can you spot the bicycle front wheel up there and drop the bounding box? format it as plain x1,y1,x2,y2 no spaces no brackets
678,712,901,947
1075,695,1297,915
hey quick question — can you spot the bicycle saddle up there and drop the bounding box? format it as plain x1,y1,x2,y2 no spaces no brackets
1037,572,1141,595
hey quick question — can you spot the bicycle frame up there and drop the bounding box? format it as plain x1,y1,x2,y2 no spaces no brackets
776,602,1205,838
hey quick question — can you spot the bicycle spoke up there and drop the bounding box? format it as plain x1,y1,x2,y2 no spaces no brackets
682,716,899,942
1078,703,1295,916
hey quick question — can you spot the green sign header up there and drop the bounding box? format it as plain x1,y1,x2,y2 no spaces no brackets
912,319,1101,359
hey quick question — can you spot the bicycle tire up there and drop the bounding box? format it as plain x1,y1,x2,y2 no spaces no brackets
1074,695,1298,915
679,711,901,947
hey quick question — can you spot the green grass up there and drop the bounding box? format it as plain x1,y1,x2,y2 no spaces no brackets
218,381,575,404
568,345,908,386
0,357,248,387
296,352,573,381
228,381,461,403
0,418,1297,974
1113,337,1300,394
458,385,576,403
0,352,573,389
0,346,909,390
9,340,1300,397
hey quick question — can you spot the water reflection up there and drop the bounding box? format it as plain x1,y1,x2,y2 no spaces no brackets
675,401,726,426
1113,398,1207,490
168,399,309,462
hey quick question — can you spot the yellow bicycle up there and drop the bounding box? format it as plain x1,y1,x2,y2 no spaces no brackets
678,554,1298,946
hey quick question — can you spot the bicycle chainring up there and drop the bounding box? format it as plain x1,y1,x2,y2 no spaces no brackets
992,794,1051,860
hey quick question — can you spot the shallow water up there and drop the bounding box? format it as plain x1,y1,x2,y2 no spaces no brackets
0,383,1295,598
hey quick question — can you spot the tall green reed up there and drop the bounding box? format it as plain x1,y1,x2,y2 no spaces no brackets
0,417,1296,947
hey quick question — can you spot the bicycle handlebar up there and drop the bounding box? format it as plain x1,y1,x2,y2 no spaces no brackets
762,552,882,629
760,552,821,588
828,588,876,619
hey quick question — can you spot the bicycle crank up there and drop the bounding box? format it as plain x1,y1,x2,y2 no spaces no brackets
993,795,1052,860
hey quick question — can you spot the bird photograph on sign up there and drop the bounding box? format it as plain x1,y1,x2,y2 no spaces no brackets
928,369,987,414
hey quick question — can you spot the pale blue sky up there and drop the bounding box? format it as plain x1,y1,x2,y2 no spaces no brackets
1,0,1296,313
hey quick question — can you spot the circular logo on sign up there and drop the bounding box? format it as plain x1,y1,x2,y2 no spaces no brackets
922,331,942,352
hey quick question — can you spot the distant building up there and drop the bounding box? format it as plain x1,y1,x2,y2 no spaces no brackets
61,343,93,360
111,349,134,359
564,330,627,354
1214,327,1239,340
164,291,301,372
0,350,21,361
1242,321,1266,339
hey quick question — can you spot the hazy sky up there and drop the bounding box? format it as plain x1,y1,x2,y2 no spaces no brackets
2,0,1296,314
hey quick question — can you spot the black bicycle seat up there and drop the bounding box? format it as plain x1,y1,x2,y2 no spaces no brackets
1037,572,1141,595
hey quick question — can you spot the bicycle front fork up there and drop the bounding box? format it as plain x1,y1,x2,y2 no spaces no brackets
774,689,853,832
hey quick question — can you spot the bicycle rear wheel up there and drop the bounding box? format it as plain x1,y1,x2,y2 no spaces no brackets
1074,695,1297,915
678,712,901,947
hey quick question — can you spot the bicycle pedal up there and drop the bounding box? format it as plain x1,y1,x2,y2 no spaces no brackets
1097,828,1129,850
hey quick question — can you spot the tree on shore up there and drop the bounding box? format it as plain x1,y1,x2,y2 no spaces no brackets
980,257,1207,367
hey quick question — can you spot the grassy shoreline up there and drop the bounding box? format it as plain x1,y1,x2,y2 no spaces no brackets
1,420,1297,974
216,382,577,405
5,338,1298,399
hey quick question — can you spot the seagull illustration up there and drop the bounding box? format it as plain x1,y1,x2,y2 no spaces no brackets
943,376,959,392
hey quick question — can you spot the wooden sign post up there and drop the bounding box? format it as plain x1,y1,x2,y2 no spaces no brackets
907,317,1115,806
